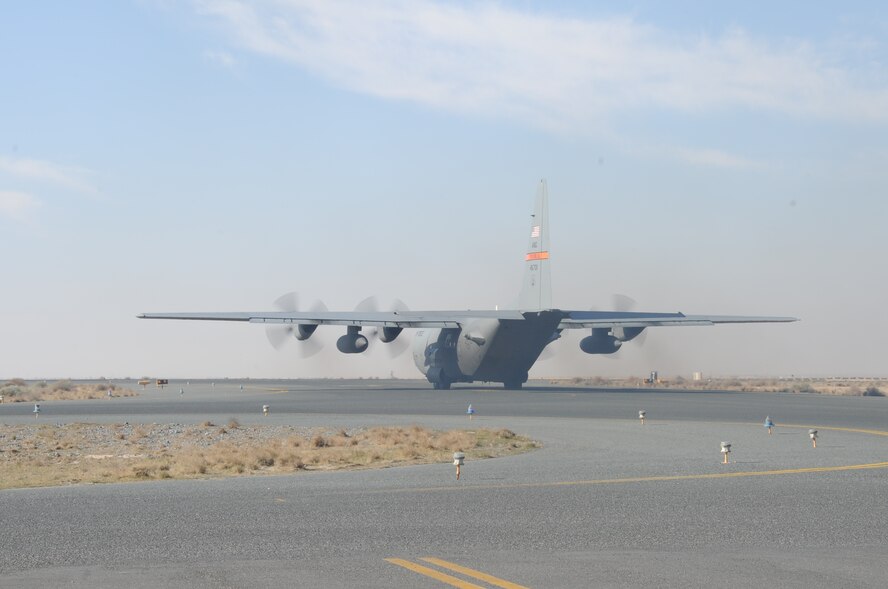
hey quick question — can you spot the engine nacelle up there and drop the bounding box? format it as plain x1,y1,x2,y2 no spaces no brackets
579,333,622,354
295,324,318,341
379,326,403,343
336,333,369,354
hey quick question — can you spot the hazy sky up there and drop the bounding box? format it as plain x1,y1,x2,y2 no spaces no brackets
2,1,886,379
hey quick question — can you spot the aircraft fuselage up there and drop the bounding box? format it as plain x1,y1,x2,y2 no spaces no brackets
412,311,563,389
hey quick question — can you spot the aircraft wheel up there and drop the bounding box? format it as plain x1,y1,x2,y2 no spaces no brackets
503,380,523,390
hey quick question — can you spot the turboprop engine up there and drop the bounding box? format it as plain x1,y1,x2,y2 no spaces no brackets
336,327,369,354
580,326,646,354
295,324,318,340
579,329,622,354
378,326,403,343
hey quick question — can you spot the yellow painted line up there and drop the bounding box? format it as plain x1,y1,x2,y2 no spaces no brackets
780,424,888,437
421,557,529,589
375,423,888,495
385,558,486,589
375,461,888,496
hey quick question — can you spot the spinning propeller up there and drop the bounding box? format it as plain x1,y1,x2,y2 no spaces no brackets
538,294,647,361
264,292,327,358
354,296,411,357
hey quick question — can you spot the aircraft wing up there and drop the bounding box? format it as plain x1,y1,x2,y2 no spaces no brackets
137,310,526,329
558,311,799,329
140,309,798,329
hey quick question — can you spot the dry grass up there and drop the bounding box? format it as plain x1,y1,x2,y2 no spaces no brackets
551,377,886,396
0,423,538,490
0,380,137,402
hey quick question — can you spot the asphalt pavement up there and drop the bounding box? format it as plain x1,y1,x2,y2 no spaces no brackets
1,379,887,588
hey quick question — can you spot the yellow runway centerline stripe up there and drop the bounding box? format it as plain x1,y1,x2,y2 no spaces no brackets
376,461,888,495
385,558,487,589
421,557,529,589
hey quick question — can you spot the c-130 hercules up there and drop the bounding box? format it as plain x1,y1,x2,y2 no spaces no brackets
139,181,796,389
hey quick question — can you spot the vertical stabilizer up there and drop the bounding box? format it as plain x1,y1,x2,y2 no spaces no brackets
518,180,552,311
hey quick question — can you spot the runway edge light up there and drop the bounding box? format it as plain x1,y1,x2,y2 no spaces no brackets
721,441,732,464
453,452,465,480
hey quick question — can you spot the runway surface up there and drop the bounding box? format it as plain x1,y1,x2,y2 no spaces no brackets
2,379,887,588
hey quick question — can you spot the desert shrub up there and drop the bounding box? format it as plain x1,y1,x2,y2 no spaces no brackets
52,380,73,391
227,418,240,430
254,453,275,468
133,467,151,479
0,385,23,398
863,386,885,397
311,435,328,448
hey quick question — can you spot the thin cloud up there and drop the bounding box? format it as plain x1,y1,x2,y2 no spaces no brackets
195,0,888,132
0,156,98,196
204,49,238,68
673,147,762,169
0,190,41,221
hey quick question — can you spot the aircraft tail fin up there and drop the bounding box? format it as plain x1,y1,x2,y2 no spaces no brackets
517,180,552,311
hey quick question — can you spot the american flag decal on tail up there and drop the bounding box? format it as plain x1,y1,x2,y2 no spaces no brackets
530,225,540,238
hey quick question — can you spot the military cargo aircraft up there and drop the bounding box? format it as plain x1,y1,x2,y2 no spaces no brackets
139,181,796,389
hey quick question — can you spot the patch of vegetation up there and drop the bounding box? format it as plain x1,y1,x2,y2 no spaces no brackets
0,424,539,489
548,377,888,397
0,380,136,402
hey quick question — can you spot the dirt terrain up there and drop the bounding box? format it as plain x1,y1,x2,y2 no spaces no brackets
0,422,537,489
